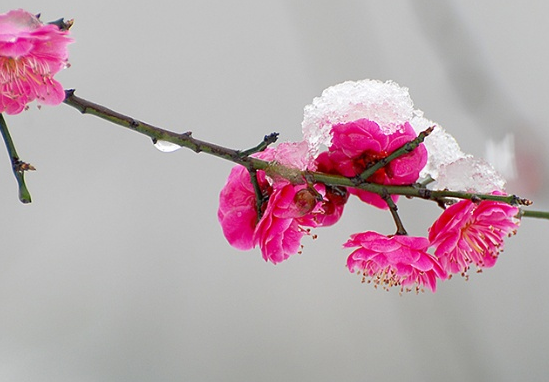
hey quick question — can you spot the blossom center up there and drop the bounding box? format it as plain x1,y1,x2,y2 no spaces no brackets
355,150,389,180
0,56,52,83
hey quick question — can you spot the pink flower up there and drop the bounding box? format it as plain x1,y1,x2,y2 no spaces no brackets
253,181,312,264
428,198,520,276
315,119,427,209
217,163,269,250
254,182,347,264
218,144,348,264
0,9,73,114
344,232,446,292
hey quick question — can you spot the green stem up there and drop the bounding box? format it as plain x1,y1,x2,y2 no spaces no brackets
0,114,32,204
383,192,407,235
521,210,549,220
357,126,434,182
248,168,266,221
239,133,279,158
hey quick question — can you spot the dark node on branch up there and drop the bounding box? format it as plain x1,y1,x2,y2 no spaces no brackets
380,188,393,207
403,142,414,153
264,132,279,145
302,171,315,185
48,18,74,31
151,138,157,144
64,89,75,100
129,119,139,129
437,200,447,210
511,194,533,206
417,187,432,199
510,194,520,206
471,195,482,204
13,159,36,173
350,175,363,187
238,132,280,158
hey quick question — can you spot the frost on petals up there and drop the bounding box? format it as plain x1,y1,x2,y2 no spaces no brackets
345,232,446,293
302,79,415,156
428,198,520,276
0,9,73,114
315,119,427,209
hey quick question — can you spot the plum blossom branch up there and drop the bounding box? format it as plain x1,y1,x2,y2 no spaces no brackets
63,90,536,212
0,114,33,203
304,171,533,207
3,9,547,293
63,90,272,170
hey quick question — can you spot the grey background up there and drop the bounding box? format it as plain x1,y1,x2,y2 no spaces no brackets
1,1,548,381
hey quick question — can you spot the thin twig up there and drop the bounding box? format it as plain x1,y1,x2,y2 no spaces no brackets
238,133,279,158
0,114,33,204
357,126,434,182
383,191,407,235
248,168,266,222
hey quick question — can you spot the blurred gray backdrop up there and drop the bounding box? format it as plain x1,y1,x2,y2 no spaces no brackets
1,1,548,381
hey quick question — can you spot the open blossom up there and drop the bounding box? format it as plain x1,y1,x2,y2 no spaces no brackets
428,198,520,275
345,231,446,292
315,118,427,209
217,163,267,250
253,182,316,264
0,9,73,114
218,143,348,264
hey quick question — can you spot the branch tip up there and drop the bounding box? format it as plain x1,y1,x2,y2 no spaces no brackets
13,160,36,172
64,88,75,100
238,132,280,158
511,194,533,206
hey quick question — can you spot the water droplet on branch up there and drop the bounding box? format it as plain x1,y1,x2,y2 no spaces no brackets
154,140,181,153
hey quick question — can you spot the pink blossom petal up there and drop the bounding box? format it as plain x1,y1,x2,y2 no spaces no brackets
428,196,520,276
314,118,427,209
345,232,446,292
0,9,73,114
218,144,348,264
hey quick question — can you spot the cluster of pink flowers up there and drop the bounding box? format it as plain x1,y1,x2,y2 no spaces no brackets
218,80,521,293
0,9,72,114
218,143,348,264
343,195,520,293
